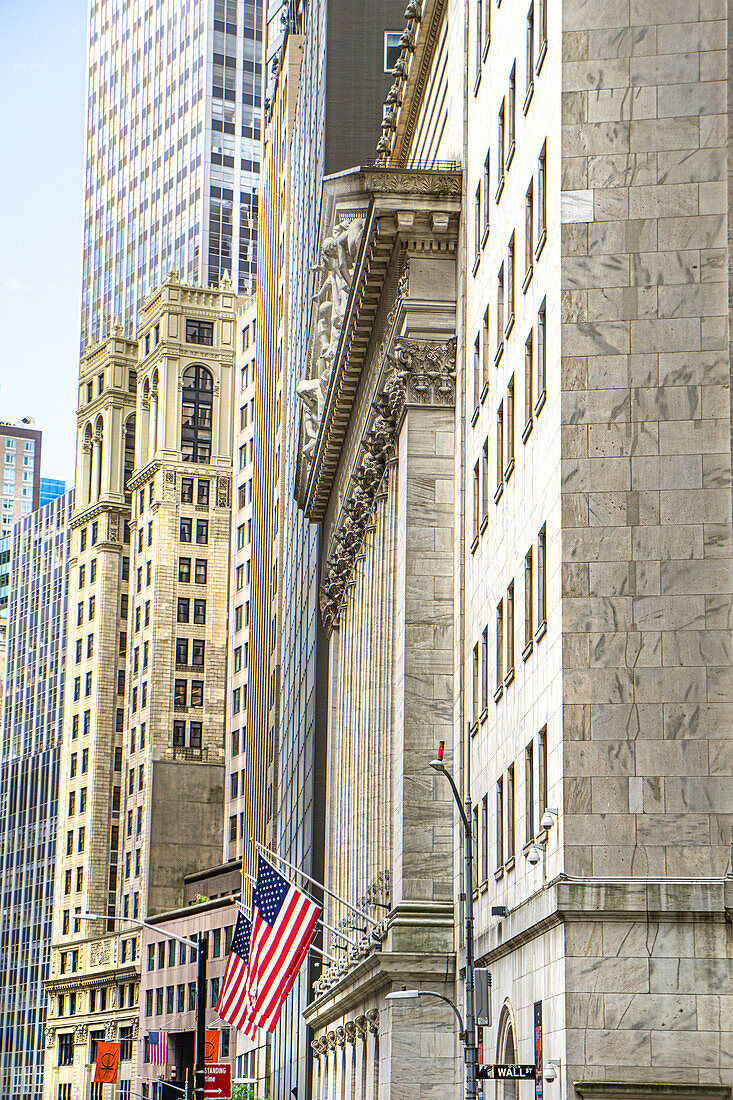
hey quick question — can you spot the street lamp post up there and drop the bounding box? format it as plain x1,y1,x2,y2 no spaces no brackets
80,913,207,1100
428,742,478,1100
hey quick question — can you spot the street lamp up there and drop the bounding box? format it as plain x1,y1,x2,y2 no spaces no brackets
428,741,478,1100
79,913,208,1100
386,988,465,1035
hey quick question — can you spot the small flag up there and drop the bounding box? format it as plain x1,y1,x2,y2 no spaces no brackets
437,741,445,761
215,910,254,1031
147,1031,168,1066
94,1041,120,1083
242,856,320,1035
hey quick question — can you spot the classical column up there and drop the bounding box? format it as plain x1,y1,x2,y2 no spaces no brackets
150,388,159,459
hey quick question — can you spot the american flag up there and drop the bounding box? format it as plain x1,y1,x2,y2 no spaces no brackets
216,858,320,1036
147,1031,168,1066
215,910,254,1032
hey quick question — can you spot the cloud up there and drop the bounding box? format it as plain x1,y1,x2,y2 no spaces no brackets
1,276,32,293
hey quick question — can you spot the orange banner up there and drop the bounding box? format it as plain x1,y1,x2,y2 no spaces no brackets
204,1029,220,1063
94,1042,120,1083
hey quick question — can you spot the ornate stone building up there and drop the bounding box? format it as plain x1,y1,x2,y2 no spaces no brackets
290,0,733,1097
44,274,235,1100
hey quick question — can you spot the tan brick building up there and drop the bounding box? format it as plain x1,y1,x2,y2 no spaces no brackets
44,274,236,1100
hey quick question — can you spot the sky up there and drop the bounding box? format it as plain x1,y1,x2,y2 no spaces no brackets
0,0,87,485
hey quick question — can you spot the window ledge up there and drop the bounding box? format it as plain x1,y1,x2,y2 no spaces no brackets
522,419,533,444
469,720,479,737
471,404,481,427
504,666,515,688
483,36,491,62
494,342,504,367
471,534,480,555
473,252,481,277
480,706,489,725
495,176,505,203
523,82,534,115
482,225,490,250
535,228,547,261
480,515,489,535
505,856,516,873
535,619,547,643
474,69,482,97
494,483,504,505
536,40,547,75
481,380,489,404
523,265,533,294
480,880,489,894
494,684,503,703
506,141,516,171
522,639,533,662
494,867,504,882
535,389,547,417
505,457,515,481
505,313,515,340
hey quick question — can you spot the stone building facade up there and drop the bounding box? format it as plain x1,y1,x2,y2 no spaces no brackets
290,0,733,1097
44,275,235,1100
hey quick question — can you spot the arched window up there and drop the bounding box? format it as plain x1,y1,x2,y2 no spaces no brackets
497,1006,518,1100
123,415,136,500
181,365,213,463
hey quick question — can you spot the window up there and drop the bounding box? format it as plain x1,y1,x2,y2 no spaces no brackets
496,402,504,495
538,727,548,819
526,3,535,103
535,301,547,414
195,558,207,584
482,153,490,241
194,599,206,624
213,928,221,958
537,144,547,251
192,639,205,666
120,1025,133,1061
177,597,190,623
524,331,533,435
181,478,194,503
506,377,515,473
482,439,489,524
473,337,481,416
482,308,489,394
190,722,202,749
175,679,187,708
538,0,547,61
525,182,534,283
58,1032,74,1066
179,557,191,583
148,944,155,971
481,794,489,883
496,778,504,870
197,479,210,506
234,646,242,673
475,0,482,78
538,524,547,630
189,982,197,1011
186,319,214,345
481,625,489,713
472,642,480,727
180,517,192,543
497,101,505,193
495,599,503,692
196,519,209,544
508,63,516,160
507,764,515,860
173,721,186,748
506,581,515,679
156,988,163,1015
181,366,213,463
496,265,504,359
176,638,189,666
229,814,237,841
146,989,153,1017
473,461,480,544
507,234,515,330
524,548,533,653
191,680,204,707
166,986,174,1014
525,743,535,843
384,31,402,71
178,984,185,1012
474,184,481,264
210,977,220,1007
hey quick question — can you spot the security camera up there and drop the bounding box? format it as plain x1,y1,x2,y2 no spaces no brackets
541,808,558,831
544,1061,561,1084
526,842,544,865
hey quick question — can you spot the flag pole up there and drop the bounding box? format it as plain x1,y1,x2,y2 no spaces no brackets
252,841,378,927
241,875,360,946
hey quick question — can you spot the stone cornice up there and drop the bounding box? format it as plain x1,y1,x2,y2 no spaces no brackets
319,333,456,633
70,499,129,530
46,964,139,994
296,165,460,522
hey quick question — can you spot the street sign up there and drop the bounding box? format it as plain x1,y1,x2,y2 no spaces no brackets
205,1063,232,1098
478,1065,537,1081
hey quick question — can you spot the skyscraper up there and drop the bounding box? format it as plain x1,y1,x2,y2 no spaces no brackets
80,0,262,349
39,480,68,509
0,489,73,1100
0,424,42,539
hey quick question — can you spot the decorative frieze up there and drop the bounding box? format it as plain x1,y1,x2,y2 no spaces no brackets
319,335,456,632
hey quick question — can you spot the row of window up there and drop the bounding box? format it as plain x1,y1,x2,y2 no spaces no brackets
181,476,211,505
495,727,548,875
175,637,206,666
471,523,547,722
147,925,234,973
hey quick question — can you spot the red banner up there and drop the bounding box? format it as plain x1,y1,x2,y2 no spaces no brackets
94,1042,120,1083
204,1029,221,1063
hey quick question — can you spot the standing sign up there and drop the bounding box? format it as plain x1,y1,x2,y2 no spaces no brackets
534,1002,543,1100
205,1062,232,1098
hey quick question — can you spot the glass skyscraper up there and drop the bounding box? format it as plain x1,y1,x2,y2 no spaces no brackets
0,490,73,1099
80,0,262,349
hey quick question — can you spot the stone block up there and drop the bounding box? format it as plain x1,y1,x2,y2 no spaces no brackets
603,991,696,1030
651,1029,721,1067
657,213,725,250
630,318,701,355
588,87,658,124
630,117,700,153
564,739,636,776
658,81,726,118
632,666,707,703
